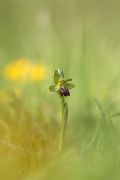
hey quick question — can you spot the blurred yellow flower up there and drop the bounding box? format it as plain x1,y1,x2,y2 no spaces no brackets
31,65,46,81
4,58,47,82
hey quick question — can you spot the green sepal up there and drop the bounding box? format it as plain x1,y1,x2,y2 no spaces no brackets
49,85,59,92
54,69,65,84
65,83,75,90
57,69,64,79
54,69,60,84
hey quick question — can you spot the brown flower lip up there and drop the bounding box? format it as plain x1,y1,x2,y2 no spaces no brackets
59,86,70,96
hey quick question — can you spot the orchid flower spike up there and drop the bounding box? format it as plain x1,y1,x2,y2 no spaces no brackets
49,69,75,97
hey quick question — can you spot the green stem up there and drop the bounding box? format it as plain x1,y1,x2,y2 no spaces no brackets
58,96,68,153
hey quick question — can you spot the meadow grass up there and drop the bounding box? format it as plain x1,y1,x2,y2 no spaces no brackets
0,0,120,179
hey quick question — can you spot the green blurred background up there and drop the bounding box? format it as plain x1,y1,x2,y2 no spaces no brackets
0,0,120,180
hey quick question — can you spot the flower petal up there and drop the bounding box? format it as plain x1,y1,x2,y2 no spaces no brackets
65,78,72,82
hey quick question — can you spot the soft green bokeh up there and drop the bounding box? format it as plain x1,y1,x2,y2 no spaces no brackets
0,0,120,179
